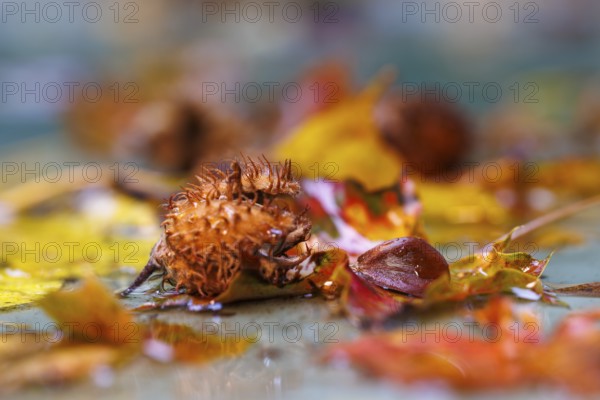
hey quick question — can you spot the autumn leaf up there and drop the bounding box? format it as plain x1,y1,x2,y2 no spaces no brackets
145,321,251,363
0,277,140,392
418,159,600,246
547,282,600,297
0,344,124,392
273,71,402,191
330,231,560,326
331,235,550,324
511,158,600,198
0,190,158,309
324,298,600,394
134,249,348,311
0,275,256,392
38,276,142,346
299,179,423,255
423,236,555,305
0,330,50,361
323,193,600,322
325,263,407,327
417,181,510,245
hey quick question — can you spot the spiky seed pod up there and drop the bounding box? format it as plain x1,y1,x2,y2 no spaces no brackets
162,196,310,297
194,155,300,201
123,157,311,298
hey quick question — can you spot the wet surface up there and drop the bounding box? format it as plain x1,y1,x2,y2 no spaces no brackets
2,207,600,399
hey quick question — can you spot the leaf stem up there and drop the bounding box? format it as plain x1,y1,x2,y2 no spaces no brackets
493,193,600,244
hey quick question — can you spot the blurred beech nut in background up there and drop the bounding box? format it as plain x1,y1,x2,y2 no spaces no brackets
117,101,211,172
114,100,246,172
374,91,473,177
66,93,254,173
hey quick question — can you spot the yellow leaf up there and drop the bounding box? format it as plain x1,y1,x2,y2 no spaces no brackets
274,73,402,191
0,192,158,308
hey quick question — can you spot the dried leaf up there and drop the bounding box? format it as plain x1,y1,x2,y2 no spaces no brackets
0,345,123,392
0,277,141,392
549,282,600,297
0,330,51,361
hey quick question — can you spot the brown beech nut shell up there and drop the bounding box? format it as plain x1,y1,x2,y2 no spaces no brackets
120,157,312,298
355,237,449,297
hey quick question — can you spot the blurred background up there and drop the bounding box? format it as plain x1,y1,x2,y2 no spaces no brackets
3,0,600,244
2,0,600,158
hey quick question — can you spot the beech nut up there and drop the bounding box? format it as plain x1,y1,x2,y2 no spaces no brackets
355,237,449,297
